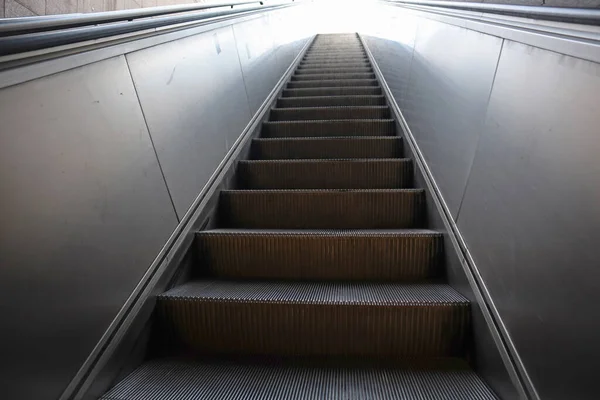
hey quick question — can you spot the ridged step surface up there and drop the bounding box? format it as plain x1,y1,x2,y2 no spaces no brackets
157,281,470,357
220,189,424,229
291,72,375,81
262,119,394,137
277,95,385,107
237,159,412,189
270,106,390,121
299,62,371,68
282,87,382,97
101,358,497,400
295,67,373,75
288,79,378,88
251,136,402,159
196,229,442,281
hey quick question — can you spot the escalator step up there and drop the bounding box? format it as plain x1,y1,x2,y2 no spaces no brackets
282,87,382,97
277,95,385,107
262,119,394,137
295,67,373,75
305,52,366,58
252,136,402,159
157,281,469,357
300,62,371,68
291,72,375,81
196,229,442,281
270,106,389,121
303,56,369,62
101,358,496,400
237,159,411,189
288,79,378,88
220,189,424,229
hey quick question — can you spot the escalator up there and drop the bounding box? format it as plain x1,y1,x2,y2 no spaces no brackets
101,33,498,400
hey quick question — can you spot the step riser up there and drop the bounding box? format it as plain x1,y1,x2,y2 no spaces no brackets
237,160,412,189
262,120,395,138
282,87,382,97
295,68,373,75
303,57,369,62
300,62,371,68
277,96,385,107
305,53,366,58
221,191,425,229
197,232,442,281
288,80,379,89
270,107,390,121
252,137,402,159
291,73,375,81
157,300,469,357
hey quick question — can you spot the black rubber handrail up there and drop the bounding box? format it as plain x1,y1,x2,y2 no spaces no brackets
0,0,267,36
384,0,600,25
0,1,294,57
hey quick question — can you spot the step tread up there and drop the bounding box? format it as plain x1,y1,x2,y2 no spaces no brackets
160,281,468,305
200,228,440,236
102,358,497,400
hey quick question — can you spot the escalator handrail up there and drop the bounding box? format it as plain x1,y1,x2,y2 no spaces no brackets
0,1,296,57
0,0,275,36
383,0,600,25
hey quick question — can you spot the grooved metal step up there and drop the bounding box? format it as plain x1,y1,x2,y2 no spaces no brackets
157,281,470,357
270,106,390,121
101,358,497,400
291,72,375,81
220,189,424,229
196,229,442,281
262,119,395,137
295,67,373,75
282,87,382,97
305,52,366,58
238,159,412,189
300,62,371,69
303,56,369,63
277,95,385,108
252,136,402,159
288,79,378,89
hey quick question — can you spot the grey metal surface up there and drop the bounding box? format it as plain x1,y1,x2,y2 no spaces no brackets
233,14,296,114
126,26,252,218
0,55,178,400
102,358,497,400
457,40,600,400
399,19,502,218
385,0,600,24
362,20,525,398
0,0,266,36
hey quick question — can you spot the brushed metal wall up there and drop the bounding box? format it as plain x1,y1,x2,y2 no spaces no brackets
0,55,178,400
364,5,600,400
0,8,309,400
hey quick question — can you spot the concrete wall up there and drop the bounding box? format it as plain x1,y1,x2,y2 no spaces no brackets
1,0,211,18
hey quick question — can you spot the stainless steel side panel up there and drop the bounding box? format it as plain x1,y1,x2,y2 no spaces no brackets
458,40,600,400
233,14,282,114
126,26,252,218
0,55,178,400
403,19,502,218
363,10,418,108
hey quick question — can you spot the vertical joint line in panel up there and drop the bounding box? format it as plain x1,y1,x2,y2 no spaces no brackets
456,38,504,222
231,26,253,110
124,54,180,223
